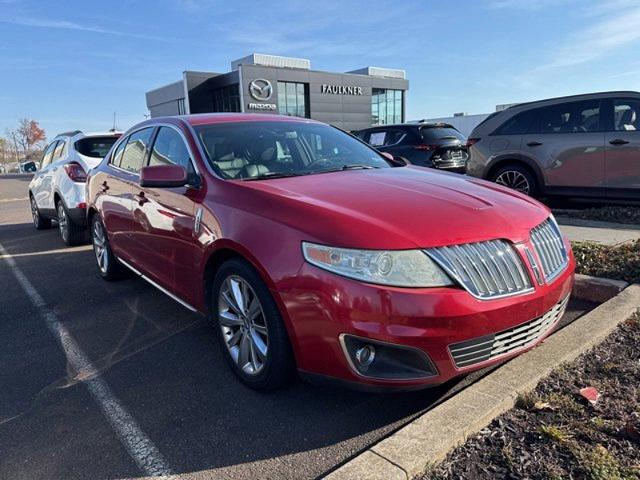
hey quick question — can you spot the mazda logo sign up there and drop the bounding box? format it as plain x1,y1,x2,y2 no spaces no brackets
249,79,273,101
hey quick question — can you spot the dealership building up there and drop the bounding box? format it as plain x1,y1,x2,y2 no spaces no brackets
145,53,409,131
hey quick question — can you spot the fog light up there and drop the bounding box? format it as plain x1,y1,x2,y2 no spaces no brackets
340,334,437,380
355,345,376,369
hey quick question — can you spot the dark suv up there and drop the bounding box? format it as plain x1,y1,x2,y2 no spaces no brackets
466,91,640,200
355,123,468,172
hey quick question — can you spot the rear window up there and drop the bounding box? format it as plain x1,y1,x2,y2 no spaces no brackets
75,136,119,158
420,126,465,142
494,110,538,135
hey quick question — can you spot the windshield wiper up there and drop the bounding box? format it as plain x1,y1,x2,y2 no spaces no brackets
340,164,379,170
242,171,300,181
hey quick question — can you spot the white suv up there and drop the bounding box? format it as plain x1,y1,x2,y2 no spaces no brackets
29,130,121,245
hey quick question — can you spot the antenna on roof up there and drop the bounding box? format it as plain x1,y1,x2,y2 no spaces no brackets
112,112,116,130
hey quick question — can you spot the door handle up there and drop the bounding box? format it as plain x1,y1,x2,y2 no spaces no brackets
526,141,543,147
609,138,629,145
101,181,109,192
134,192,149,206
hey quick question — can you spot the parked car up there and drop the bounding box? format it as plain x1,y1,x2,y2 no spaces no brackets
466,91,640,200
355,123,468,172
87,114,574,391
19,160,38,173
28,130,121,245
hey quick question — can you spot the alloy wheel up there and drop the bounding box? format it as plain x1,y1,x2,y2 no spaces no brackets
57,203,68,242
31,197,39,227
92,219,109,273
218,275,269,376
495,170,531,195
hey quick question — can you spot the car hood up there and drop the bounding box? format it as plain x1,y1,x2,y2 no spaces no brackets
234,166,551,250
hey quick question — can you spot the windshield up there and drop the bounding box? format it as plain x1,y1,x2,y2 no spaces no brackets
420,126,465,142
75,136,119,158
195,121,391,180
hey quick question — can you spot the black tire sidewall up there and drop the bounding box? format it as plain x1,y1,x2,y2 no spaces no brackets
492,165,538,197
57,200,86,246
31,196,51,230
211,258,294,391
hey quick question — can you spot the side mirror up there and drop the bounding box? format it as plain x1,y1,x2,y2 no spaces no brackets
140,165,188,188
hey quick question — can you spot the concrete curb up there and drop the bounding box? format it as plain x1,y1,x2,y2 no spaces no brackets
555,215,640,232
325,283,640,480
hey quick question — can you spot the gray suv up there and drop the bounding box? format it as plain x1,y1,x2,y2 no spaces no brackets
466,91,640,200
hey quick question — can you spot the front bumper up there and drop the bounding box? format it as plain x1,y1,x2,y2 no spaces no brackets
280,250,575,390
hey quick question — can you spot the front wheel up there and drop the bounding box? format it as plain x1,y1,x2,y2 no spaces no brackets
30,195,52,230
491,165,538,197
91,215,126,281
211,259,295,391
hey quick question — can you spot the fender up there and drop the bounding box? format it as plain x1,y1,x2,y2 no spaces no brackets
199,238,304,366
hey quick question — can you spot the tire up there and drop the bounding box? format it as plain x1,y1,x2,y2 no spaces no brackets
30,195,52,230
491,164,538,197
56,200,87,246
211,258,295,391
91,214,126,281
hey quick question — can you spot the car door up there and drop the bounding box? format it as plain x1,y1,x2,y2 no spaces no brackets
33,141,58,211
130,125,200,305
101,127,155,263
605,98,640,196
520,100,606,193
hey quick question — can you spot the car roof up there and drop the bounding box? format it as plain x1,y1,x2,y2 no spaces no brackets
504,90,640,111
356,122,455,133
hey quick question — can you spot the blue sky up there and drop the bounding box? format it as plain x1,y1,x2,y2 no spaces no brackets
1,0,639,139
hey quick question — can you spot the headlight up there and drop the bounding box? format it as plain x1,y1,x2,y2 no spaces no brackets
302,242,453,287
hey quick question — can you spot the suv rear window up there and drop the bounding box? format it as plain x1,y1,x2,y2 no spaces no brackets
420,126,465,142
75,136,119,158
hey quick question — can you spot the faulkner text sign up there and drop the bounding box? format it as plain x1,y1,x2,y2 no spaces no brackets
320,84,363,95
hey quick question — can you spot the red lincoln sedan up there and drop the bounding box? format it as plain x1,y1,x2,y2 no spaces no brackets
86,113,575,391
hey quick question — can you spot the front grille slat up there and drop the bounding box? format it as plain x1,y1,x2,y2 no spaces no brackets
530,218,568,282
426,240,532,300
449,295,569,368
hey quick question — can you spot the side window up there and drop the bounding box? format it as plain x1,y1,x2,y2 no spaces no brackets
52,140,65,161
535,101,600,134
110,137,127,168
368,130,387,146
573,101,600,132
537,104,573,134
41,141,58,168
494,110,537,135
149,127,195,177
119,128,154,174
614,99,640,131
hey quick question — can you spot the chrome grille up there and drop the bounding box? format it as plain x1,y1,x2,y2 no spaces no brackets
449,294,570,368
530,217,568,282
426,239,532,299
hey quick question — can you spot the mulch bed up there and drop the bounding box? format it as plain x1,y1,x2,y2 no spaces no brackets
572,240,640,284
557,206,640,226
420,312,640,480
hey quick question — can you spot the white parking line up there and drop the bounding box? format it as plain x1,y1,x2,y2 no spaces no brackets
0,242,173,477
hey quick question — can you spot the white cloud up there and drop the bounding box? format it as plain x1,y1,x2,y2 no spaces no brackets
0,15,170,41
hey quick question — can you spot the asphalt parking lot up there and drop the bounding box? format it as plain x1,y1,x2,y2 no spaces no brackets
0,175,596,480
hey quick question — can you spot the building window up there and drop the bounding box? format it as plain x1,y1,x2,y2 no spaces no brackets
212,85,241,112
371,89,403,125
277,81,309,118
177,98,186,115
